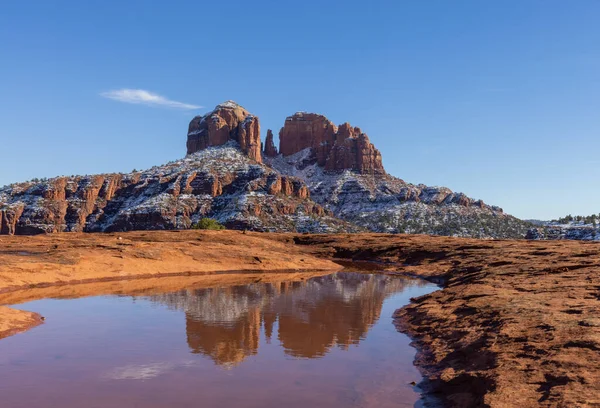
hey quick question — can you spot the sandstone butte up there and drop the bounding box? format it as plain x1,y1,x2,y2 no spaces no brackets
0,231,599,408
185,102,385,174
186,101,262,163
1,100,527,238
276,112,385,174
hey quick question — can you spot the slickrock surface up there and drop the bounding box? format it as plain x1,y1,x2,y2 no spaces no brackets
1,231,598,408
0,231,339,294
288,234,600,408
0,230,340,339
0,305,43,340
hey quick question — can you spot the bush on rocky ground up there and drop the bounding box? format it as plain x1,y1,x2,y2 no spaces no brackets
191,218,225,230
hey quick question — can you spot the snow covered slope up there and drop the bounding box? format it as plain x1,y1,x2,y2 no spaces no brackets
265,148,531,239
0,145,350,234
526,219,600,241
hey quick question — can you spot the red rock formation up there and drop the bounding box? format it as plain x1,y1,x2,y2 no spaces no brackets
264,174,310,199
187,106,383,174
263,129,278,157
183,172,222,197
0,149,332,235
278,113,385,175
278,113,337,166
0,103,518,237
187,101,262,163
238,115,261,163
0,204,25,235
42,178,67,201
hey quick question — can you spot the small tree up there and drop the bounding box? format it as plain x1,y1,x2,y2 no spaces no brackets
192,218,225,230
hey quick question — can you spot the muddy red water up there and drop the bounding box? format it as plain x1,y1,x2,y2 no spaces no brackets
0,272,437,408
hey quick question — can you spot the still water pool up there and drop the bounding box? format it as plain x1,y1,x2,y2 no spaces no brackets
0,272,436,408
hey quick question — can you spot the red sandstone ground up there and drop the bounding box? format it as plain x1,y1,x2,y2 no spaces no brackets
287,234,600,408
1,231,599,407
0,230,340,339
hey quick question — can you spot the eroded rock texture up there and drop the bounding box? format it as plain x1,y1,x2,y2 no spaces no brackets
1,100,531,238
187,101,262,163
0,147,347,234
278,112,384,175
263,129,278,158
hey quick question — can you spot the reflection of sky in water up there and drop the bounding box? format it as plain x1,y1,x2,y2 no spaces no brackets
108,362,175,380
0,273,437,408
107,360,199,380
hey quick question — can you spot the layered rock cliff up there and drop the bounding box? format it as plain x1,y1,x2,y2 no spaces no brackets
0,100,532,238
187,101,262,163
1,103,351,235
277,112,384,175
266,112,530,238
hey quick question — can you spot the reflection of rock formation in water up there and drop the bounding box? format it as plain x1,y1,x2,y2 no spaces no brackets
273,274,389,358
151,286,266,366
186,307,261,367
147,273,419,366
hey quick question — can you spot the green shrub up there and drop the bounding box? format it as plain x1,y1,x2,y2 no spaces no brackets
192,218,225,230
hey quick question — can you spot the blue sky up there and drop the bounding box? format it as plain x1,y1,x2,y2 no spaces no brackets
1,1,599,220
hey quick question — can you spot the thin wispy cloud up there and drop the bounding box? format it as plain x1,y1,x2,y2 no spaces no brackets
100,88,201,110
